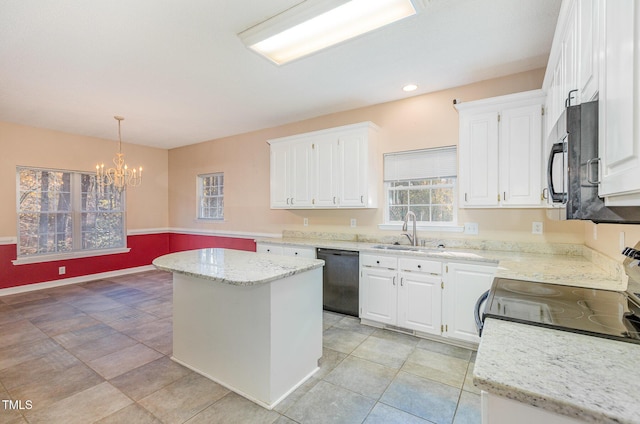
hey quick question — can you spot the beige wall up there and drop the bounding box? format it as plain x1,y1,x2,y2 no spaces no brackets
168,68,590,247
0,121,169,235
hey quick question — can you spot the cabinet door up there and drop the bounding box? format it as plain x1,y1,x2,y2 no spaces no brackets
289,140,314,208
270,142,290,208
459,112,500,206
314,138,339,207
499,104,543,206
256,243,284,255
444,262,496,344
397,272,441,335
578,0,599,103
338,132,368,207
360,267,397,325
598,0,640,201
561,0,578,104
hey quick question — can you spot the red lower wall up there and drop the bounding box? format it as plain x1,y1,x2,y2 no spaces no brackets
0,232,257,290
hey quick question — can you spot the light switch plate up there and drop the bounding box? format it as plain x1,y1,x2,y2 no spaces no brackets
464,222,478,235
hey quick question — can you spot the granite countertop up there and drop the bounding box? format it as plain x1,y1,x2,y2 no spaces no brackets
153,248,324,286
256,237,626,290
475,318,640,424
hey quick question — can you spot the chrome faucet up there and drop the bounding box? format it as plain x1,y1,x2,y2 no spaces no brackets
402,211,418,246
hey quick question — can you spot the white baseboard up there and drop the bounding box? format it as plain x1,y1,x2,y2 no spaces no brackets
0,265,156,297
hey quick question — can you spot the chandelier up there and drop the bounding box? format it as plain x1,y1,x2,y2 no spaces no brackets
96,116,142,192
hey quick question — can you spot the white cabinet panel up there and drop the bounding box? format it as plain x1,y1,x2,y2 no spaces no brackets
398,271,441,335
444,262,496,344
360,267,397,325
457,91,545,208
499,105,543,206
338,132,368,207
598,0,640,202
283,246,316,259
459,112,500,206
256,243,284,255
578,0,599,103
268,122,379,209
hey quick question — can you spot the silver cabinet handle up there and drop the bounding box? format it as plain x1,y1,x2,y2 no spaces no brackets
587,158,601,184
286,198,290,205
333,196,336,204
400,277,404,287
503,191,506,201
392,276,396,286
291,198,294,205
464,193,468,202
360,195,364,204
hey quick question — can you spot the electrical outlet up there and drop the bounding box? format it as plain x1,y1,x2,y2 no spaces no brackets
464,222,478,235
303,218,308,227
58,266,66,275
532,222,543,234
350,218,357,228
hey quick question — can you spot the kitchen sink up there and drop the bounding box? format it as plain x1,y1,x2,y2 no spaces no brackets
371,244,444,253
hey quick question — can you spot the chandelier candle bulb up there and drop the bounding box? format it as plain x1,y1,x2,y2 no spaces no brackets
95,116,143,192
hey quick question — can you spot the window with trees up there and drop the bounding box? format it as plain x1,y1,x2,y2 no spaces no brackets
384,146,457,225
17,167,125,258
198,173,224,220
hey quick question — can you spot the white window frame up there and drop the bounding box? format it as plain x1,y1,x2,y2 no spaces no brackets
197,172,224,220
380,146,463,232
14,166,128,265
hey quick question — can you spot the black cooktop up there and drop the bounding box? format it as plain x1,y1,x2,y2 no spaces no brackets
484,278,640,344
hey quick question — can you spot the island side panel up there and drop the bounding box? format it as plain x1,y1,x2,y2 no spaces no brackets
172,273,272,404
270,267,323,402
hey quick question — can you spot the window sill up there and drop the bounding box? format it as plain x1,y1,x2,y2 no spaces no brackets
378,223,465,233
12,247,131,265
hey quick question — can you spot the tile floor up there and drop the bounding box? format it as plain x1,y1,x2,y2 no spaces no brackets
0,270,480,424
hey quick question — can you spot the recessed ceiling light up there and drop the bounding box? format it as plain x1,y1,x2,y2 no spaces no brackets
239,0,418,65
403,84,418,92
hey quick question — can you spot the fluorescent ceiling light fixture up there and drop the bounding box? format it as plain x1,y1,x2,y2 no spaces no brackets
239,0,417,65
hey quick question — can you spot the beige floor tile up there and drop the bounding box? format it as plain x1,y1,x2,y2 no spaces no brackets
122,316,172,342
52,323,118,348
1,291,51,305
351,334,415,369
109,356,191,401
65,332,138,362
32,313,100,337
95,403,162,424
87,343,163,380
186,392,280,424
8,362,104,411
23,381,132,424
0,319,48,349
89,305,158,330
0,337,62,371
0,304,24,326
139,372,229,424
401,348,469,388
463,362,481,395
0,348,81,390
65,295,123,313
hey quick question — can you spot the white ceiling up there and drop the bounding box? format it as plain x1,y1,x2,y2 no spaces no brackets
0,0,561,149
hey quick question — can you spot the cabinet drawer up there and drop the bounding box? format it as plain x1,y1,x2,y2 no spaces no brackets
398,257,441,275
283,246,316,259
256,244,284,255
360,254,397,269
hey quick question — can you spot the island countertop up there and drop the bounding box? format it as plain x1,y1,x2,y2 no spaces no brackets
153,248,324,286
474,318,640,424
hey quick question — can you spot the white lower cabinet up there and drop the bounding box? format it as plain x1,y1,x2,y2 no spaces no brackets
360,253,497,344
256,242,316,259
443,262,496,344
360,254,442,336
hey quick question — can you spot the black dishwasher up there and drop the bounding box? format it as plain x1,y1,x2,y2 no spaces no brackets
316,248,359,317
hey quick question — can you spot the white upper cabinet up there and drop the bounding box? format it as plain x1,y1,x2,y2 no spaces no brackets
578,0,599,103
598,0,640,204
268,122,379,209
269,138,314,208
457,90,545,208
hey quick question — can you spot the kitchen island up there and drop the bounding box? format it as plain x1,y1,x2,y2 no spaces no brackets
474,318,640,424
152,248,324,409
